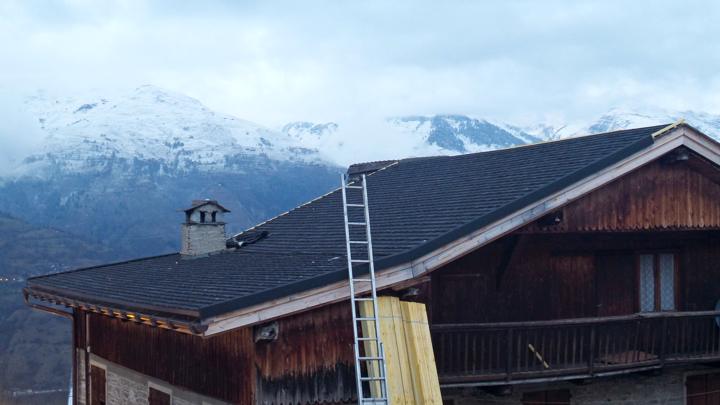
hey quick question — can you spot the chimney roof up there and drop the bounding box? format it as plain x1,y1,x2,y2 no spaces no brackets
183,199,231,213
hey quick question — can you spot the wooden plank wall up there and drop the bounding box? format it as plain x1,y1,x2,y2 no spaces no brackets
430,234,597,323
87,312,255,403
430,231,720,324
80,301,356,405
523,158,720,233
254,301,356,405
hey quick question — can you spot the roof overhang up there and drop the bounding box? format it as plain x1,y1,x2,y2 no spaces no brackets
200,123,720,336
24,287,208,335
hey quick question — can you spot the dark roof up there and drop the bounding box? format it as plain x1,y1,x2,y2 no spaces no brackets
27,125,667,322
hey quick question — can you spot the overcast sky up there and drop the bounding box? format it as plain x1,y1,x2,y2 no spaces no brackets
1,0,720,127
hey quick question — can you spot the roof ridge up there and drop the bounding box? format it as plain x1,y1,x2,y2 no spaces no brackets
396,124,672,163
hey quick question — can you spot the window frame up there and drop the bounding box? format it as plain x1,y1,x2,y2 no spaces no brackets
636,250,679,312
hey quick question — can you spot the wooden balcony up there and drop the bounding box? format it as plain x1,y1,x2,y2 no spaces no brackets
431,311,720,386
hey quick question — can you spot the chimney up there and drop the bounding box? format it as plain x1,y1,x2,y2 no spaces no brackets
180,199,231,257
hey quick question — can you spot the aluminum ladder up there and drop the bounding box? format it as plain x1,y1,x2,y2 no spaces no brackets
341,173,390,405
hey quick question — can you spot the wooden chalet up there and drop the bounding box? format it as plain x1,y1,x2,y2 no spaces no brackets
24,122,720,404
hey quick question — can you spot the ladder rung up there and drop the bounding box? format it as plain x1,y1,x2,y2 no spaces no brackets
349,240,368,244
351,259,370,263
361,400,387,404
360,376,386,381
358,356,384,361
348,222,367,226
357,337,378,341
353,278,372,282
346,203,365,207
353,297,374,302
356,317,378,321
345,185,363,189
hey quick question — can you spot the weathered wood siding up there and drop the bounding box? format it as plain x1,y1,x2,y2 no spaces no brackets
86,313,255,403
430,231,720,323
430,234,598,323
77,301,355,405
254,302,356,405
524,159,720,233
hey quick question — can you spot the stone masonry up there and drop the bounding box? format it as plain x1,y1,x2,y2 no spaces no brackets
445,366,720,405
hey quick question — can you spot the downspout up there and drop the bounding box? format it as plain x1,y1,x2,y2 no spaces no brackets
72,310,77,405
85,312,90,405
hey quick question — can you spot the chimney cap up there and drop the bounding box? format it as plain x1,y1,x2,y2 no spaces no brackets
182,199,231,213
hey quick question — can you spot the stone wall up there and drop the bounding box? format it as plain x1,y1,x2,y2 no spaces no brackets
445,366,720,405
180,222,226,256
82,354,228,405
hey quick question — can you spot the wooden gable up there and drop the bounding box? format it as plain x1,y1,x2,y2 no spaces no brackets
524,154,720,233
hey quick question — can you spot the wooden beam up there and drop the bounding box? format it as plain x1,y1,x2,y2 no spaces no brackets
496,234,520,289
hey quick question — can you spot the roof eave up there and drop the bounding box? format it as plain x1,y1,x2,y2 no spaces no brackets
24,283,207,335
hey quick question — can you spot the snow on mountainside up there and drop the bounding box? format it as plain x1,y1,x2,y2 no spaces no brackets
279,115,543,162
0,86,341,257
388,115,541,153
280,110,720,163
512,108,720,141
582,109,720,139
11,85,326,178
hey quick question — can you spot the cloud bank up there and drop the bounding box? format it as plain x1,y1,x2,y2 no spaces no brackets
1,0,719,131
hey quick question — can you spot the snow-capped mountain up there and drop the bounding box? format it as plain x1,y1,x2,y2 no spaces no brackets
388,115,540,153
0,86,341,257
279,115,542,163
581,108,720,139
13,85,325,178
280,110,720,163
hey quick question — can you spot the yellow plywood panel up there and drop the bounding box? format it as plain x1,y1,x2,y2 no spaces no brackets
400,301,443,404
360,298,414,403
359,297,442,404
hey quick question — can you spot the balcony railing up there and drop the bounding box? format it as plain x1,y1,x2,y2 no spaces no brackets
431,310,720,385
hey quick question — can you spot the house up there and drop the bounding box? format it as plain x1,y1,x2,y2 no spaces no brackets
24,122,720,404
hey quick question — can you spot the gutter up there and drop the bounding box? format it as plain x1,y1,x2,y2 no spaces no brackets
24,288,208,336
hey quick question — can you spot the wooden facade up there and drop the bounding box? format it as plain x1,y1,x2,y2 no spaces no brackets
522,157,720,233
75,301,356,404
429,231,720,324
428,155,720,384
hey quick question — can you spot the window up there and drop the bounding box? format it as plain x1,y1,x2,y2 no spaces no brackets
211,211,217,222
639,253,677,312
90,365,106,405
199,211,206,223
148,386,171,405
